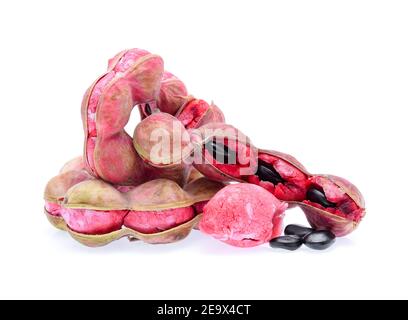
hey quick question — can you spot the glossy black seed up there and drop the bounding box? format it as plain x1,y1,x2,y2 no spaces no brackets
144,103,152,116
306,187,336,208
284,224,314,238
256,161,285,185
205,139,237,164
303,230,336,250
269,235,303,251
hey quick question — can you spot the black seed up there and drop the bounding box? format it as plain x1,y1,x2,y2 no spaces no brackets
284,224,314,238
205,139,237,164
306,187,336,208
269,235,303,251
145,103,152,116
303,230,336,250
256,160,285,185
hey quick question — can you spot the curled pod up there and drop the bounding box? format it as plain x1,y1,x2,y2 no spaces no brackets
246,149,310,202
297,175,366,237
176,97,225,129
191,123,258,183
133,112,194,185
82,48,164,186
44,157,93,230
155,71,188,116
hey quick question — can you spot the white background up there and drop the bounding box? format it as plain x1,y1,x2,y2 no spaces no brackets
0,0,407,300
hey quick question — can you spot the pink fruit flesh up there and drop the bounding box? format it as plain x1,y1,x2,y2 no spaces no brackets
200,184,288,248
304,176,364,222
247,153,309,201
45,202,62,217
124,206,195,234
60,208,128,235
177,100,210,129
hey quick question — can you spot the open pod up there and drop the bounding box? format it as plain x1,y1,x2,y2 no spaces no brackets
176,97,225,129
82,48,164,186
246,149,310,202
49,177,223,247
191,123,258,182
245,149,365,236
296,175,366,237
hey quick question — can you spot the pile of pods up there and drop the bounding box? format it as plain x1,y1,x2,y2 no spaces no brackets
44,48,365,249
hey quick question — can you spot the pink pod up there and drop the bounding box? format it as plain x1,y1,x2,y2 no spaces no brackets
139,71,188,119
200,183,288,248
124,207,195,234
124,179,195,234
82,48,164,185
156,71,188,116
245,149,366,236
133,112,194,185
246,150,310,202
60,208,128,235
176,98,225,129
298,175,366,237
60,180,129,235
54,177,223,246
191,123,258,182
